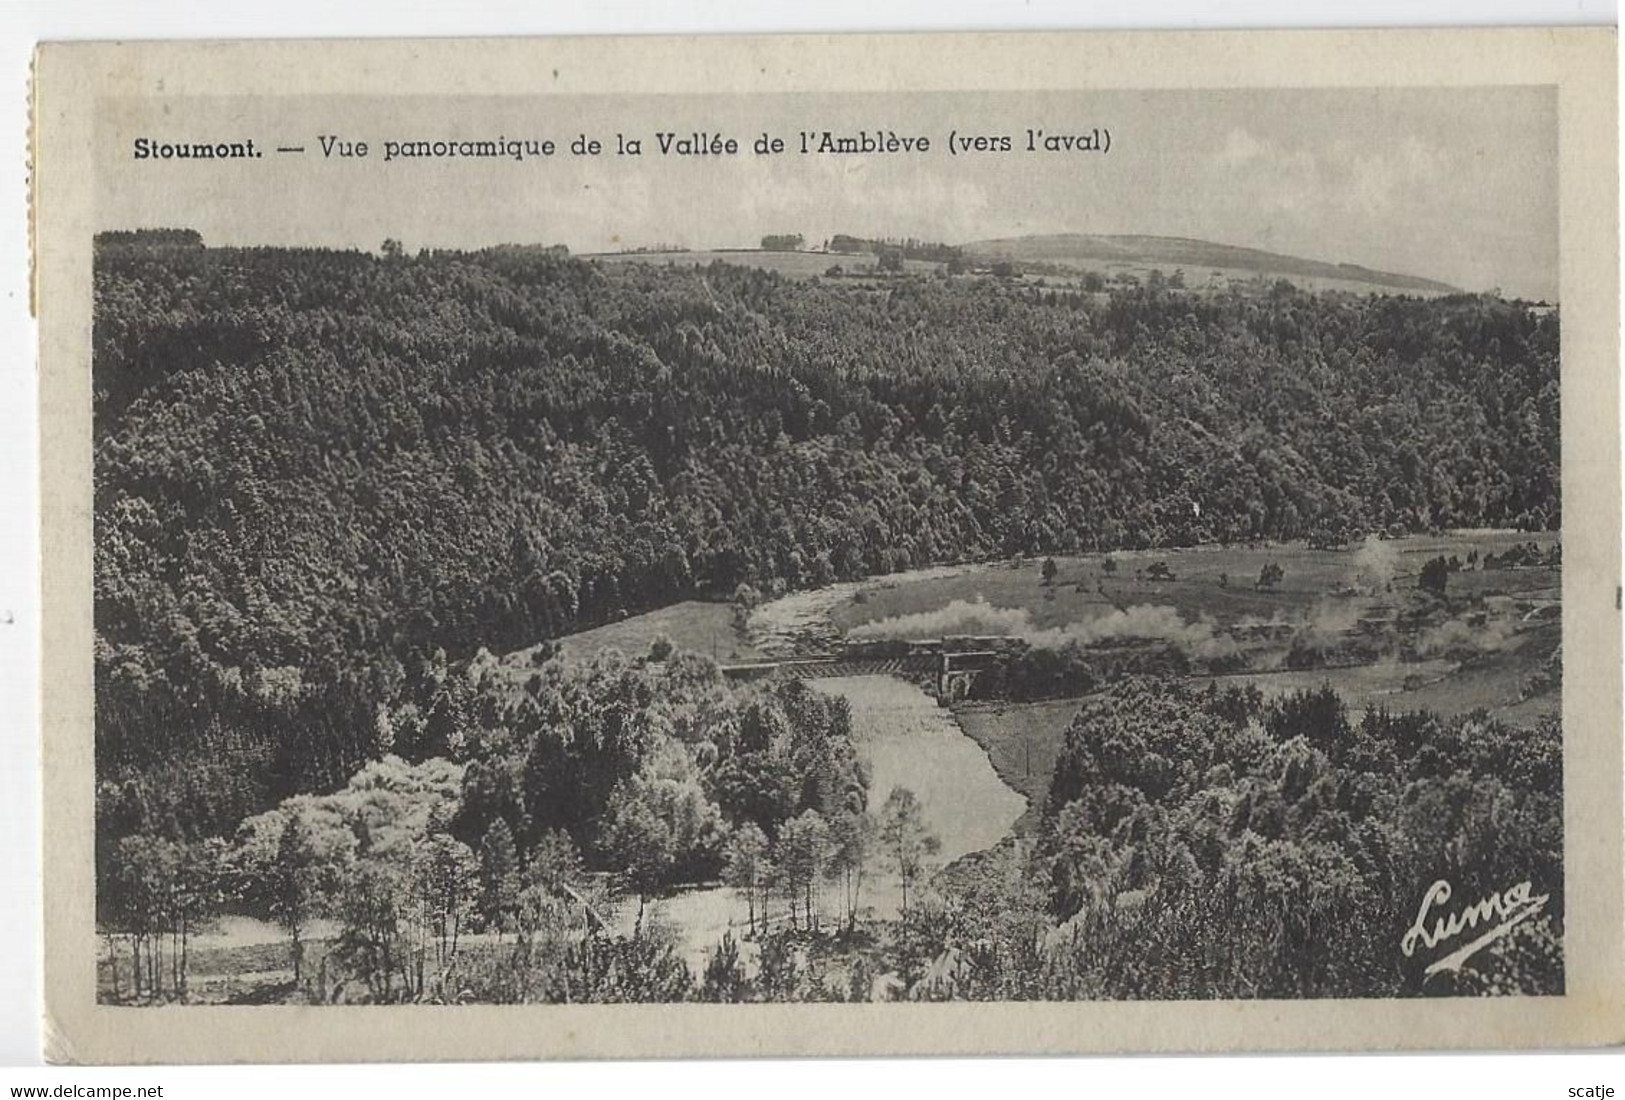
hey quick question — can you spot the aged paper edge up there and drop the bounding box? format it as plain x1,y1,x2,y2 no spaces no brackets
32,27,1623,1063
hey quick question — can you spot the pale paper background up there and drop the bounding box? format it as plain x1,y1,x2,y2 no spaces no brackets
32,27,1622,1062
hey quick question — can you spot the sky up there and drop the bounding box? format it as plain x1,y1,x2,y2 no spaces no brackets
98,86,1559,299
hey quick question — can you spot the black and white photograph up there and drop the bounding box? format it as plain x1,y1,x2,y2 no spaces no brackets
29,28,1622,1062
83,82,1571,1009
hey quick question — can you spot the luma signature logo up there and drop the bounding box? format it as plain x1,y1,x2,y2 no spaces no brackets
1400,878,1550,977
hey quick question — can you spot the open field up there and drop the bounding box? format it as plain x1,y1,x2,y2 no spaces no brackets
833,533,1560,637
591,240,1462,298
964,233,1460,296
591,249,941,280
502,599,758,670
826,533,1560,723
519,532,1560,724
1382,620,1561,723
1189,620,1559,723
954,697,1089,835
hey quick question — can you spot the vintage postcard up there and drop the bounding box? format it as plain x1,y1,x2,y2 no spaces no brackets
31,28,1622,1062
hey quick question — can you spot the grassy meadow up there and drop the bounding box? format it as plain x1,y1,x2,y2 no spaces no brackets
955,697,1089,835
832,533,1560,637
502,599,758,670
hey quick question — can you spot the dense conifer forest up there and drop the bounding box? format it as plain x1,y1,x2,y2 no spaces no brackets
92,235,1562,1002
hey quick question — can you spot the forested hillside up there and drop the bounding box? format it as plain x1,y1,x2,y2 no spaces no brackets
93,235,1560,845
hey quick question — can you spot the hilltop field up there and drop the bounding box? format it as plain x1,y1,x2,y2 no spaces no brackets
962,233,1463,296
590,233,1475,298
590,249,941,281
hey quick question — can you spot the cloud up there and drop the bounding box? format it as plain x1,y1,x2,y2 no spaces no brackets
1208,127,1451,225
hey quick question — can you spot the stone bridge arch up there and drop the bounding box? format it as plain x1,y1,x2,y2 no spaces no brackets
936,649,999,704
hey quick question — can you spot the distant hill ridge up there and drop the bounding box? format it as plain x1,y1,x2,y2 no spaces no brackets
962,233,1460,294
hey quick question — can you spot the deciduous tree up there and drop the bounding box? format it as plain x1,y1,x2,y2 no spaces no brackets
878,788,940,918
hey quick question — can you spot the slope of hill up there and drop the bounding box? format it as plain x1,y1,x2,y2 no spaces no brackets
91,237,1556,842
963,233,1460,295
